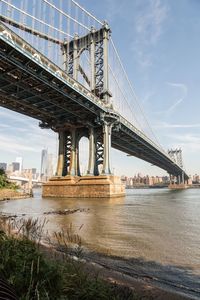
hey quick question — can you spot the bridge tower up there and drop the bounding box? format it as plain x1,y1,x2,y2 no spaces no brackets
168,149,187,188
43,23,125,198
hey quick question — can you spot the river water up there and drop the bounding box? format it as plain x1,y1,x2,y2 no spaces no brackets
0,188,200,298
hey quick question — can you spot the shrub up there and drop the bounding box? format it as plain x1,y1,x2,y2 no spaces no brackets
0,235,63,299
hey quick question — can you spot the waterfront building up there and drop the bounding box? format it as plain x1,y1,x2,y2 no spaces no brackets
16,156,23,173
12,162,20,172
0,162,7,171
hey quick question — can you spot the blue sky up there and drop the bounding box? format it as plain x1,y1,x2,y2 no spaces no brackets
0,0,200,176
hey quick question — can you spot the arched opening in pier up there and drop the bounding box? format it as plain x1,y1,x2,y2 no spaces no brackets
79,136,89,175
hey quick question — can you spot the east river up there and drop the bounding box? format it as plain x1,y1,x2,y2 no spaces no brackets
1,188,200,299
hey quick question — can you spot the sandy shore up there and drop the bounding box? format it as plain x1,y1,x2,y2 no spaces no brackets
84,259,196,300
39,243,196,300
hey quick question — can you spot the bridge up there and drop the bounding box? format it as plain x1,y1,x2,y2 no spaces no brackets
0,0,189,197
9,176,41,184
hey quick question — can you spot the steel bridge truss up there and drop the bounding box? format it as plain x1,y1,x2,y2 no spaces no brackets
62,23,112,104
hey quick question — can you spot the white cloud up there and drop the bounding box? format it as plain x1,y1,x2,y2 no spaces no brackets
135,0,168,45
0,134,38,153
153,121,200,129
166,133,200,152
166,82,188,95
166,97,184,113
133,0,169,68
154,82,188,115
166,82,187,113
0,107,57,158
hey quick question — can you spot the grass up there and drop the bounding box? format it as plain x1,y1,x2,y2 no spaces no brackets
0,217,138,300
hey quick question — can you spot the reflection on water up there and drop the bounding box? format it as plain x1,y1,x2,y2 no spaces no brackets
1,188,200,278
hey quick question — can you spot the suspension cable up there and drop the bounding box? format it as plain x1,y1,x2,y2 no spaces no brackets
0,0,73,38
42,0,90,31
110,37,162,148
71,0,103,26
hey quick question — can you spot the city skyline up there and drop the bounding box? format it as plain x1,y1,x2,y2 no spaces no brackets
0,0,200,176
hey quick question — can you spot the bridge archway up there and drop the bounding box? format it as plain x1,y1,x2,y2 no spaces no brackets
79,136,89,175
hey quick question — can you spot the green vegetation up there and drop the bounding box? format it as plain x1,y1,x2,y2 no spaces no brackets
0,168,18,190
0,218,137,300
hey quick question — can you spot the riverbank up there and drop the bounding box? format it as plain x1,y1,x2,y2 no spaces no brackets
1,188,200,299
0,215,197,300
0,188,31,201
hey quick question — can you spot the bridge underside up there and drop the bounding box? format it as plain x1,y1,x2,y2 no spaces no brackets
0,22,189,193
0,38,99,130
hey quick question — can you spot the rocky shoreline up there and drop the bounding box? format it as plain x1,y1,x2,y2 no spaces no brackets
0,188,31,201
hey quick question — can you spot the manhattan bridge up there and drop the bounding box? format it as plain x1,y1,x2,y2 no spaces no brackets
0,0,189,196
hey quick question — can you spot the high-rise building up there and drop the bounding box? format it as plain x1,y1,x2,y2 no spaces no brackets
0,163,7,171
16,157,23,172
47,153,54,178
40,149,48,179
12,162,20,172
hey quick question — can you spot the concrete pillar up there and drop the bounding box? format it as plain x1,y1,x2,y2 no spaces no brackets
182,172,185,184
87,127,95,175
56,131,65,176
69,128,80,176
102,122,112,175
73,34,79,80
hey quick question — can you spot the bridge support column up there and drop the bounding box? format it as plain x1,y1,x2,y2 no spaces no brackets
87,127,96,175
56,131,65,177
102,122,112,175
68,128,80,176
56,129,80,177
182,171,185,184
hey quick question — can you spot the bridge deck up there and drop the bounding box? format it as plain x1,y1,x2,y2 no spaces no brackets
0,22,188,179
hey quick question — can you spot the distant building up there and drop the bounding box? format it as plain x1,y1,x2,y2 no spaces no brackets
40,149,48,180
0,162,7,171
12,162,20,172
47,154,54,178
32,168,37,175
124,174,169,187
16,157,23,172
193,174,200,184
31,168,37,179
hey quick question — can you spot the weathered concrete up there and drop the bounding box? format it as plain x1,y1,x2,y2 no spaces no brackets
42,175,125,198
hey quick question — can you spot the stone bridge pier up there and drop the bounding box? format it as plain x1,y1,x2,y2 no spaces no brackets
168,172,188,189
42,115,125,198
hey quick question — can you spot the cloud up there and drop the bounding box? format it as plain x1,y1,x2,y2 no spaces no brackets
166,82,188,94
166,98,184,113
0,107,57,158
165,82,187,113
132,0,169,68
0,134,38,153
154,82,188,115
165,133,200,152
135,0,168,45
153,121,200,129
105,0,125,21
